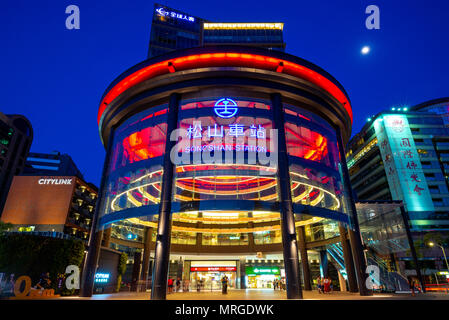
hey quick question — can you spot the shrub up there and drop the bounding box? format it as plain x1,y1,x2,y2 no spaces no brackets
0,233,85,296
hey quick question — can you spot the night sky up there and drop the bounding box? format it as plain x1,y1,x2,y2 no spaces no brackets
1,0,448,186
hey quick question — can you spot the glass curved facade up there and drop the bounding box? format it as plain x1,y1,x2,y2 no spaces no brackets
285,104,348,214
98,104,168,227
84,47,369,297
97,95,351,247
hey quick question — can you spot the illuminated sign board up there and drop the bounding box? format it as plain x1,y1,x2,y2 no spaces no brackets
155,7,195,22
204,23,283,30
190,267,237,272
245,266,280,275
94,273,110,283
374,115,434,212
38,178,73,185
184,98,268,154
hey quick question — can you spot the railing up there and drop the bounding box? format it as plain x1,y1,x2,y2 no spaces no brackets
327,242,411,292
365,252,410,292
327,243,345,271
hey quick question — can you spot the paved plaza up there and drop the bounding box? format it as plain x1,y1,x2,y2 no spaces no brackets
61,289,449,300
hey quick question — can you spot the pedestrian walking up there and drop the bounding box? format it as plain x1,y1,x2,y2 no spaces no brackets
168,278,174,293
323,277,331,293
316,277,322,293
408,277,415,296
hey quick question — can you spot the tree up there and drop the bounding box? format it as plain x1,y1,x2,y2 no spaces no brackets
0,233,85,296
116,252,128,292
423,232,449,247
0,221,13,235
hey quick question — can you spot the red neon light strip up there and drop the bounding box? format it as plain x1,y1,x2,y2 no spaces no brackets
98,53,352,124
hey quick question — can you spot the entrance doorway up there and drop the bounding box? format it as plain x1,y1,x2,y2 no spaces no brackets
190,270,236,290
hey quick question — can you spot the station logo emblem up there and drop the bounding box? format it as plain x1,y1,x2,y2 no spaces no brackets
214,98,238,119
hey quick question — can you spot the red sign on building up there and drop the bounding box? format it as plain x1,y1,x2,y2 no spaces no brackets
190,267,237,272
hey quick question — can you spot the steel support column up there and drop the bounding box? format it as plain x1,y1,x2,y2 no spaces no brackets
338,223,358,292
271,93,303,299
141,227,153,286
319,250,329,278
297,226,312,290
400,205,426,293
336,127,372,296
102,227,112,247
151,93,180,300
80,130,115,297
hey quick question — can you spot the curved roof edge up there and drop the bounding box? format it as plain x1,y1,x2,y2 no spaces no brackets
97,45,352,126
411,97,449,111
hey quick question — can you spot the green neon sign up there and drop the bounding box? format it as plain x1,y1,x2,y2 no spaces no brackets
245,266,280,275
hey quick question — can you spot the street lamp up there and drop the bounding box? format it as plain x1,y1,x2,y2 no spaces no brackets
428,242,449,271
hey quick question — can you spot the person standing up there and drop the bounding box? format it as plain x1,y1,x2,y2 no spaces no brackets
168,278,174,293
36,272,51,290
316,277,322,293
323,277,331,293
221,275,229,294
408,277,415,297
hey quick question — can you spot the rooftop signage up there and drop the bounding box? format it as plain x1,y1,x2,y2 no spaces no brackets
204,23,283,30
155,7,195,22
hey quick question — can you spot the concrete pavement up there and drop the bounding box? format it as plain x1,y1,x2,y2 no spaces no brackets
60,289,449,300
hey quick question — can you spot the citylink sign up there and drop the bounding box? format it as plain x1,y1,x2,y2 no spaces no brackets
38,178,73,185
155,7,195,22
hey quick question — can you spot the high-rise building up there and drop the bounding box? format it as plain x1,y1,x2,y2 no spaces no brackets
347,98,449,271
148,4,205,58
1,175,98,241
148,4,285,58
0,112,33,216
22,151,84,179
412,97,449,127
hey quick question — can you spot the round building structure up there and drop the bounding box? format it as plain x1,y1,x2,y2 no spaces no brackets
82,46,370,299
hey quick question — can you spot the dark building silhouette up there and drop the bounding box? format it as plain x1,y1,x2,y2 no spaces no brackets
0,112,33,216
148,4,285,58
22,151,84,179
148,4,205,58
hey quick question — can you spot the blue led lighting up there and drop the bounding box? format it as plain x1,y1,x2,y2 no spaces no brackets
214,98,238,119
